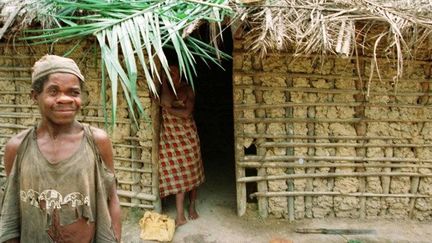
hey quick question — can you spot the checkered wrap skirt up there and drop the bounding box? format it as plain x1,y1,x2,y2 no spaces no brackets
158,109,205,198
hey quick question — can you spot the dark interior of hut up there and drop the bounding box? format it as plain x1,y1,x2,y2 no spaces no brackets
192,24,237,208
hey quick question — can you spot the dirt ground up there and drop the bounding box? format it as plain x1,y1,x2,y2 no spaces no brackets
121,159,432,243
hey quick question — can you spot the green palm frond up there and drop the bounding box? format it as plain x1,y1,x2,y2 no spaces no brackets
22,0,232,128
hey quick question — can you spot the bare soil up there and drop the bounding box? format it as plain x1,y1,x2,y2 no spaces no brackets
121,160,432,243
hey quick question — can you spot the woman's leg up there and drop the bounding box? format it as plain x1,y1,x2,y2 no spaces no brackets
175,192,187,226
188,188,199,220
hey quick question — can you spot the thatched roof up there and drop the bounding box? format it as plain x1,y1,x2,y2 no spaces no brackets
2,0,432,58
1,0,431,125
235,0,432,57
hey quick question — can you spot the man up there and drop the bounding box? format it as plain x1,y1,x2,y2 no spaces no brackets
0,55,121,242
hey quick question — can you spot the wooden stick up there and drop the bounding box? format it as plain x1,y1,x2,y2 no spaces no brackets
237,172,432,182
241,155,432,163
233,70,432,83
255,89,268,219
234,85,432,97
114,157,152,164
409,76,430,218
0,67,30,71
117,189,156,201
237,117,432,123
238,162,432,169
260,142,432,148
231,51,432,65
117,179,140,185
409,176,420,219
305,105,316,218
129,118,141,207
0,104,131,110
250,191,430,198
235,102,432,109
0,112,131,124
0,124,30,129
238,133,399,140
114,166,151,173
285,79,295,222
354,74,367,219
295,228,377,235
151,94,162,212
233,89,247,216
114,144,152,149
119,202,154,209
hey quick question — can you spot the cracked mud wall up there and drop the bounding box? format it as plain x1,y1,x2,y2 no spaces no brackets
233,38,432,220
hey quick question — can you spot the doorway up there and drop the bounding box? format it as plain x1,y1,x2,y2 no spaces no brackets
193,26,236,211
158,25,236,219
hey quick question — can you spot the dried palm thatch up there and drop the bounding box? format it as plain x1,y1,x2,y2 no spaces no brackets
234,0,432,93
1,0,432,124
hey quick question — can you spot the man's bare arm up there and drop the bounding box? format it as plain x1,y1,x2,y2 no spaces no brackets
91,127,122,242
2,130,28,243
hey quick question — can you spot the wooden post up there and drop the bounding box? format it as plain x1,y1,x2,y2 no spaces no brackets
233,50,247,216
151,88,162,212
130,120,141,209
305,106,315,218
354,66,367,219
235,122,246,216
286,77,295,221
410,67,430,218
255,88,268,218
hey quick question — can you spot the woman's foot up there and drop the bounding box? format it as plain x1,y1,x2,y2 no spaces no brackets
175,192,187,227
175,216,187,227
188,202,199,220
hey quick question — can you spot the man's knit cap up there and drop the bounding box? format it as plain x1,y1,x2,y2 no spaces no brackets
32,54,84,83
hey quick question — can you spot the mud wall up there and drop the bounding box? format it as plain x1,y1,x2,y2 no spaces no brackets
0,42,158,210
233,39,432,220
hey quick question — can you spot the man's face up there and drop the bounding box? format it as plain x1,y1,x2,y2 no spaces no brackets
33,73,82,125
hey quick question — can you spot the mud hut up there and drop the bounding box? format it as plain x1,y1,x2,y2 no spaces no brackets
1,0,432,222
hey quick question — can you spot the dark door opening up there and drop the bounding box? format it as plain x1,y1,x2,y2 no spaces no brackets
194,26,236,208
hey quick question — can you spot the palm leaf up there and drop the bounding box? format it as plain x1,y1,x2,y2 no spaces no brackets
21,0,232,129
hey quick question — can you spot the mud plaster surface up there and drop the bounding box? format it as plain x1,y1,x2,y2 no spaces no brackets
233,53,432,220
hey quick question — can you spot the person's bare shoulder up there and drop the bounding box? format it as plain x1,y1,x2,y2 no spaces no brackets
90,126,110,143
4,128,32,175
89,126,115,171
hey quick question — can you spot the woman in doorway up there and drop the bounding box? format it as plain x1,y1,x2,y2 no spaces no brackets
157,61,205,227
